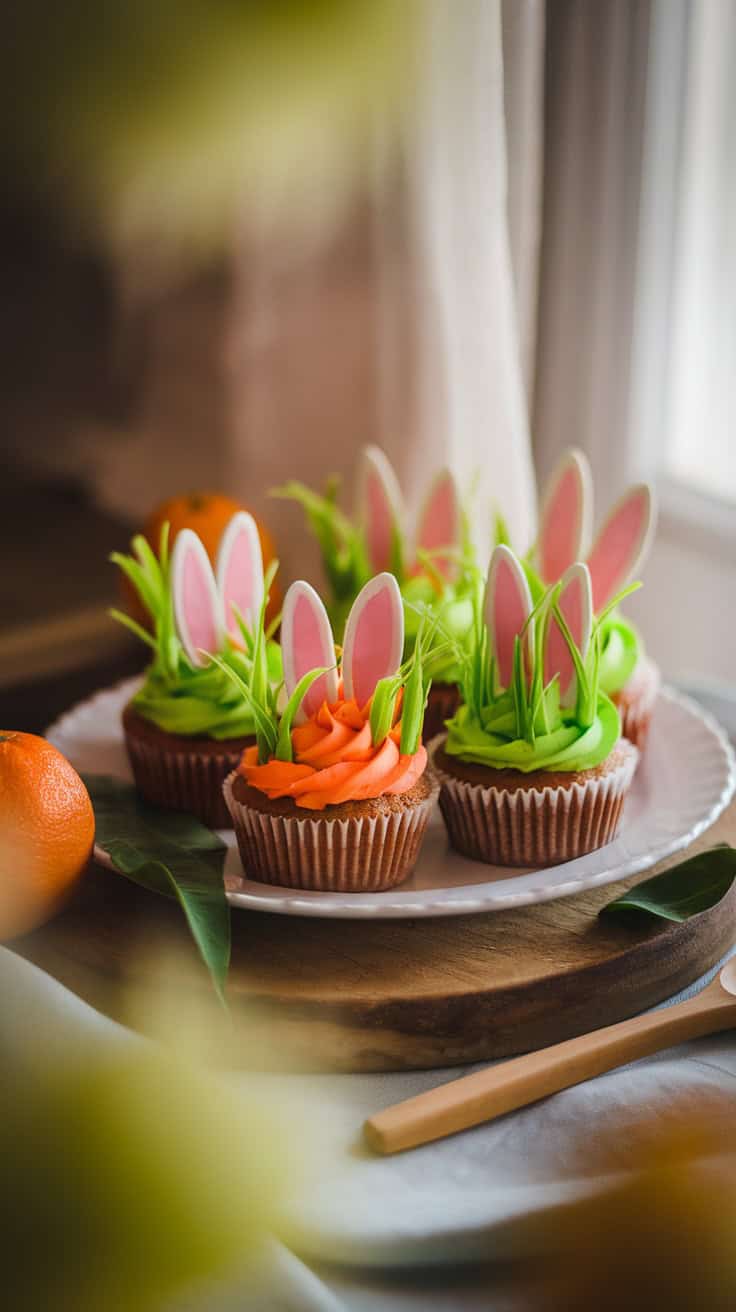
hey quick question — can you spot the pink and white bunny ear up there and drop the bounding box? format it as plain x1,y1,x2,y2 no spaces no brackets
586,483,655,613
414,468,461,581
171,529,224,667
537,448,593,583
342,572,404,710
281,581,338,723
215,511,264,639
356,445,405,573
484,545,534,690
544,562,593,706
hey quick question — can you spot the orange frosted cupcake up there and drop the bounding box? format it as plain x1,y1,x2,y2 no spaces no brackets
223,573,438,891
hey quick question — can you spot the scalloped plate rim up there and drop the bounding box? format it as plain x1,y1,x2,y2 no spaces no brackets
46,680,736,921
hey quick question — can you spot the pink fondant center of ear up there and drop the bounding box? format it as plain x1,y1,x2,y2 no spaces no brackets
494,560,528,689
222,532,256,636
541,466,580,583
350,589,397,708
366,472,394,572
183,551,220,655
294,594,333,718
417,478,458,579
545,577,583,696
588,495,647,611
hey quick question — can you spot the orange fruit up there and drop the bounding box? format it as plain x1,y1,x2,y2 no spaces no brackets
0,733,95,939
124,492,281,628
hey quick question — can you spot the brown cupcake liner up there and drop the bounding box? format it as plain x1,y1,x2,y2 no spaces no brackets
423,682,461,743
432,738,638,868
223,771,439,892
615,658,661,753
124,731,246,829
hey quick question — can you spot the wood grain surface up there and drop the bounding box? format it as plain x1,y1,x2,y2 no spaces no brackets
13,802,736,1072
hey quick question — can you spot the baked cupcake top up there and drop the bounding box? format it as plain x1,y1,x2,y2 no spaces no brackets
444,544,639,774
529,449,656,698
111,513,281,740
228,572,436,811
273,445,477,684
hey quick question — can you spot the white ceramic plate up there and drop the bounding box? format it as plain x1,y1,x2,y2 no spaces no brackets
47,679,735,921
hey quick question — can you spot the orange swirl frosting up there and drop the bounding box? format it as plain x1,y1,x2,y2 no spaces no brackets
238,697,428,811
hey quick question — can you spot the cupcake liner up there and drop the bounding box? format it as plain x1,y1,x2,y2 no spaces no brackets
423,682,461,743
223,772,439,892
431,737,638,868
616,658,661,753
124,729,246,829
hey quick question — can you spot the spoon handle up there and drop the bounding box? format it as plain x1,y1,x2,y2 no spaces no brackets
364,987,733,1155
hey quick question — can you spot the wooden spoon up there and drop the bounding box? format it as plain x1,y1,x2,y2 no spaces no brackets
364,957,736,1155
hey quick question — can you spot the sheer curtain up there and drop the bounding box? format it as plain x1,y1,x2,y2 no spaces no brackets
87,1,541,584
534,0,736,680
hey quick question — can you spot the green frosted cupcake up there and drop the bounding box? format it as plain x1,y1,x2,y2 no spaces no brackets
433,545,638,867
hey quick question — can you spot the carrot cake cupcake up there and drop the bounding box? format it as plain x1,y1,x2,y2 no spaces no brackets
433,545,639,867
274,445,478,742
111,511,280,827
533,448,660,751
223,571,438,891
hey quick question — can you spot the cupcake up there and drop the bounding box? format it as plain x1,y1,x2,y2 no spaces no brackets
111,511,280,827
223,572,438,891
532,448,659,752
273,445,478,743
434,546,638,867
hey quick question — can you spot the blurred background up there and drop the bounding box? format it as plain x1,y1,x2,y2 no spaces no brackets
1,0,734,731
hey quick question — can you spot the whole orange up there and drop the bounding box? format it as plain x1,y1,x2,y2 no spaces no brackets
124,492,282,628
0,733,95,939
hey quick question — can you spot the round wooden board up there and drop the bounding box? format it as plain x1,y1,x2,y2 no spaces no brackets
13,801,736,1072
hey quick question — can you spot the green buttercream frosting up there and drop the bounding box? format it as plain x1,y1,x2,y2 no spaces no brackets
445,693,620,773
443,570,624,775
132,642,282,740
110,526,282,741
598,613,641,696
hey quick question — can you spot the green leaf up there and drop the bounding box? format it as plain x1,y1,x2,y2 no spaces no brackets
207,652,278,760
275,666,331,761
400,658,428,755
108,608,158,652
84,774,231,1004
369,674,401,748
601,844,736,923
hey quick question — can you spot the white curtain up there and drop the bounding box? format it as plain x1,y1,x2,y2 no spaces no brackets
86,1,541,584
534,0,736,681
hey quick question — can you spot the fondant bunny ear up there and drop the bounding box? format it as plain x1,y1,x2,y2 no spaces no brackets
281,581,339,723
484,545,533,690
356,445,405,573
215,511,264,639
414,468,461,581
171,529,224,667
587,484,655,612
537,448,593,584
342,572,404,709
544,562,593,706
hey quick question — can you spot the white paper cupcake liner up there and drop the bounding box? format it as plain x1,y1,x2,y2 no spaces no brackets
124,731,245,829
223,771,439,891
431,737,639,868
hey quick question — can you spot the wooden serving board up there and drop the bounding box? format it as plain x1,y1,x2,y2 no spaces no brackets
14,801,736,1072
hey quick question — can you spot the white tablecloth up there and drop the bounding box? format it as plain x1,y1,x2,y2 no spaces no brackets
3,680,735,1310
